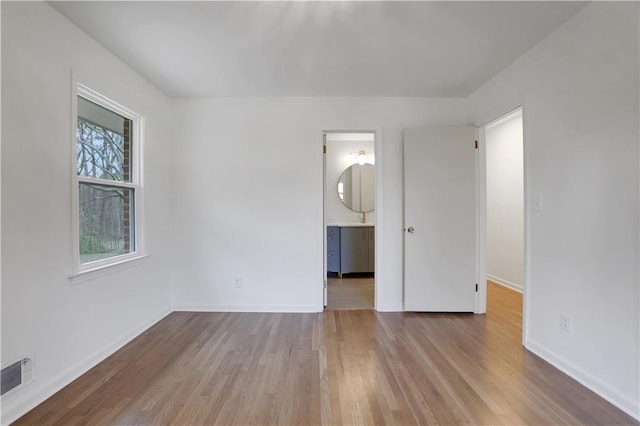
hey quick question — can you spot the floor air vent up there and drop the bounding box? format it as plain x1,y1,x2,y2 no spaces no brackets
1,358,32,396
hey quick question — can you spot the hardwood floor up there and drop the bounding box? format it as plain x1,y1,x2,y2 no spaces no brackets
327,276,374,310
14,283,636,425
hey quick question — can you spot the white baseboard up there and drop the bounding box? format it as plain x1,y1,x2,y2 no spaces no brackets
1,307,172,426
173,304,320,313
378,303,404,312
526,338,639,421
487,274,523,293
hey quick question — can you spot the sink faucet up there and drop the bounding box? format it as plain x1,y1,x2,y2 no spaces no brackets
361,211,366,224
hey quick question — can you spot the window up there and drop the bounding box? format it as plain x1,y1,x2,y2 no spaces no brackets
72,85,144,274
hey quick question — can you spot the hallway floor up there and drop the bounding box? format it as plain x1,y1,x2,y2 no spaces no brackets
326,275,374,309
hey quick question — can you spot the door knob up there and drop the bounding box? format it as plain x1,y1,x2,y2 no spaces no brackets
407,226,415,234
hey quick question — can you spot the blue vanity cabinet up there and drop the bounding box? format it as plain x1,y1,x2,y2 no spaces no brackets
328,226,375,275
327,226,341,274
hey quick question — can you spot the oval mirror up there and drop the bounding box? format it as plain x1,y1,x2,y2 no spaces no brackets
337,163,375,213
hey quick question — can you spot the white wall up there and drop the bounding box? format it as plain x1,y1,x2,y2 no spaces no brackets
470,2,639,418
1,3,175,424
486,111,524,291
171,97,468,312
326,136,375,225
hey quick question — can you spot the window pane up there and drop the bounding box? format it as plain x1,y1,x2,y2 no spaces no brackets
77,97,131,182
79,183,134,264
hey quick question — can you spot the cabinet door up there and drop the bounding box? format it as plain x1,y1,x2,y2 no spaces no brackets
340,227,369,273
368,227,375,272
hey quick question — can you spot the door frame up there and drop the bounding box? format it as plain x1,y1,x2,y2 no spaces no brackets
320,127,382,311
477,105,528,345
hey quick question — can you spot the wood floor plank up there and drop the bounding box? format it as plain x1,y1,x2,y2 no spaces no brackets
12,283,637,425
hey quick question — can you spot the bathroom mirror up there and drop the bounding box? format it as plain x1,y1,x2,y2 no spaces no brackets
337,163,375,213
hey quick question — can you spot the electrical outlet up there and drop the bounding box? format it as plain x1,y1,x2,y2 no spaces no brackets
533,194,543,212
560,313,572,333
233,277,242,288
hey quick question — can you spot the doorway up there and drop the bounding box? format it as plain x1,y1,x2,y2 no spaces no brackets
484,108,525,329
323,132,376,310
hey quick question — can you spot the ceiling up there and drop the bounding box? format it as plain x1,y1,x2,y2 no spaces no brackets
50,1,587,98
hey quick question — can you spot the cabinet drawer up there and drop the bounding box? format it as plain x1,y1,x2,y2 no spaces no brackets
327,234,340,251
327,250,340,272
327,226,340,236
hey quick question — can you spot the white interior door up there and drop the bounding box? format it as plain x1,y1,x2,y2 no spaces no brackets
403,127,477,312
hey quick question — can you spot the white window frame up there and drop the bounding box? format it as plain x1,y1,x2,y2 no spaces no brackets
71,83,146,278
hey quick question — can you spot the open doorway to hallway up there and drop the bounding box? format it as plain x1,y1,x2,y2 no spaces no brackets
324,132,376,310
485,108,524,325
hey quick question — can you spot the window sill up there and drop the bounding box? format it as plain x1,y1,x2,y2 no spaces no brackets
69,254,150,285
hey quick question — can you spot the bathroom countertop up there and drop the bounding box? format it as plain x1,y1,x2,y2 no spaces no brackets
327,223,375,227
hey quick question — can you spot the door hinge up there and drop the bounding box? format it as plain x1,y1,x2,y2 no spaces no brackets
475,140,478,149
475,283,478,292
323,145,327,154
324,280,327,289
